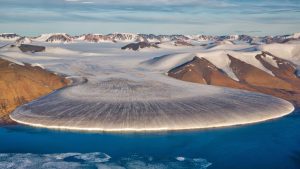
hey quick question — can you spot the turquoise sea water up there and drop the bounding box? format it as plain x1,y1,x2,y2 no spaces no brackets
0,109,300,169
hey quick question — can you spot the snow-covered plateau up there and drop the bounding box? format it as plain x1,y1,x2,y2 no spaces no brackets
1,32,299,132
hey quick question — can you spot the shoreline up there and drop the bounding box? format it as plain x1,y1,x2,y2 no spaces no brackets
9,102,294,133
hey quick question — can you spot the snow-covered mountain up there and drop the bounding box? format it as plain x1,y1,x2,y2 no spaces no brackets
142,44,300,105
79,34,115,43
0,33,21,41
33,33,73,43
16,37,32,44
2,32,299,45
107,33,139,42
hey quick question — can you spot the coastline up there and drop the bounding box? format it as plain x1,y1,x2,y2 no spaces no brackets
9,96,294,132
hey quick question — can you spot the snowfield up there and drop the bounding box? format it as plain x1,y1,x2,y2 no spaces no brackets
1,33,299,132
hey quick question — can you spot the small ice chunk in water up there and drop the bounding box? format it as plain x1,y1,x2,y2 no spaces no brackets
176,157,185,161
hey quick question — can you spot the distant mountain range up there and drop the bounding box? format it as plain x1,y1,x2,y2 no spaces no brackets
1,32,300,44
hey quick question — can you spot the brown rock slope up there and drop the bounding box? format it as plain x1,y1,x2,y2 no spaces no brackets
168,52,300,106
0,58,69,124
121,42,159,51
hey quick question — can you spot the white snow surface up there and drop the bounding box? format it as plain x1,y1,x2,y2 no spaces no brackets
289,32,300,39
258,43,300,64
141,53,195,71
31,63,45,69
261,53,279,68
196,51,239,81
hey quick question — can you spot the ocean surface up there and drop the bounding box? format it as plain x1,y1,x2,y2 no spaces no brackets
0,109,300,169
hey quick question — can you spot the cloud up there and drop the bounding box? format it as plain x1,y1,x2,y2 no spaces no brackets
0,0,300,35
81,1,94,4
63,0,236,7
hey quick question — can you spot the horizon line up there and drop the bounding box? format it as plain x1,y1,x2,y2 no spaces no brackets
1,32,299,37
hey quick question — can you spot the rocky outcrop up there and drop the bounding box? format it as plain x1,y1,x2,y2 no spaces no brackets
16,37,32,44
121,42,159,51
108,33,138,42
0,58,69,124
18,44,45,53
168,53,300,106
83,34,115,43
174,40,194,46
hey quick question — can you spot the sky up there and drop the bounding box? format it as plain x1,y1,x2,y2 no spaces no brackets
0,0,299,36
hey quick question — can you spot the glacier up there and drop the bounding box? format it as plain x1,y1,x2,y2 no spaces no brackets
1,39,296,132
10,75,294,131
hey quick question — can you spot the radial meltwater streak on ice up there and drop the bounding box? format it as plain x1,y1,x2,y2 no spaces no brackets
5,42,295,131
10,74,294,131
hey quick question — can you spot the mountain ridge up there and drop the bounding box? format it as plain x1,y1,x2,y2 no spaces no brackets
166,51,300,106
1,32,300,44
0,57,70,124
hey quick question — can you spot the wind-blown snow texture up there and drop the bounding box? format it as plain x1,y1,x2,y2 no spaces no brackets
1,35,297,131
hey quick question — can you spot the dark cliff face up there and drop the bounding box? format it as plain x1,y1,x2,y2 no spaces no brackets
174,40,194,46
0,58,69,124
18,44,45,53
168,52,300,106
84,34,114,42
121,42,159,51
